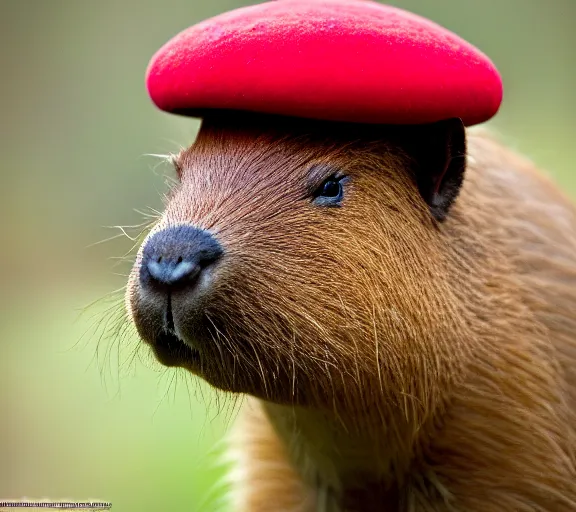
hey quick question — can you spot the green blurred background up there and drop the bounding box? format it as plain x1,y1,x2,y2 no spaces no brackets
0,1,574,511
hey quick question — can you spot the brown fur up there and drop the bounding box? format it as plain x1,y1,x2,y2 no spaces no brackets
127,113,576,511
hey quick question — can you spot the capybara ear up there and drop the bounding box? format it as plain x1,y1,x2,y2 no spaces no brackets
404,117,467,221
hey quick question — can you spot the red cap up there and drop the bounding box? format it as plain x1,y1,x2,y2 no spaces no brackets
146,0,503,126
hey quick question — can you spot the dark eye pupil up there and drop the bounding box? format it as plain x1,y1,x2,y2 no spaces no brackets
320,180,341,198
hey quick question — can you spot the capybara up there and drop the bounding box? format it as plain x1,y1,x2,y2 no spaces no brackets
126,111,576,511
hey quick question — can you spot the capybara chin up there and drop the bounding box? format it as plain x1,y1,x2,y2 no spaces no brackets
126,111,576,511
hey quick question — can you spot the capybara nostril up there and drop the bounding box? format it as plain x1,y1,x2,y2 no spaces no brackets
147,257,198,287
140,225,223,290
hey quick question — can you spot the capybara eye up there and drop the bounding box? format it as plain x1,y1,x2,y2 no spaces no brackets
320,179,341,197
313,175,346,206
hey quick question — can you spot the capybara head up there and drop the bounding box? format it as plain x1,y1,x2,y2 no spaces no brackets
126,112,469,420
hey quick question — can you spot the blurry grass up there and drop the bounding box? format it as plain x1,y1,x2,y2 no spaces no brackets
0,290,233,512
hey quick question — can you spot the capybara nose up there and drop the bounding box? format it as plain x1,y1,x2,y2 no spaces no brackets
140,225,223,290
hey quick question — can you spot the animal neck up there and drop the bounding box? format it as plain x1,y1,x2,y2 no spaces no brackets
261,398,431,510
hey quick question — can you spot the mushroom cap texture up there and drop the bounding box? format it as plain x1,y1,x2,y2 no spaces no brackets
146,0,503,126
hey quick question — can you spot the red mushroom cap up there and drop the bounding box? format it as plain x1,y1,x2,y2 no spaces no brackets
146,0,503,126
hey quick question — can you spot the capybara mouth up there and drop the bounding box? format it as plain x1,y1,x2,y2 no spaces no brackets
147,296,202,368
150,327,201,368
